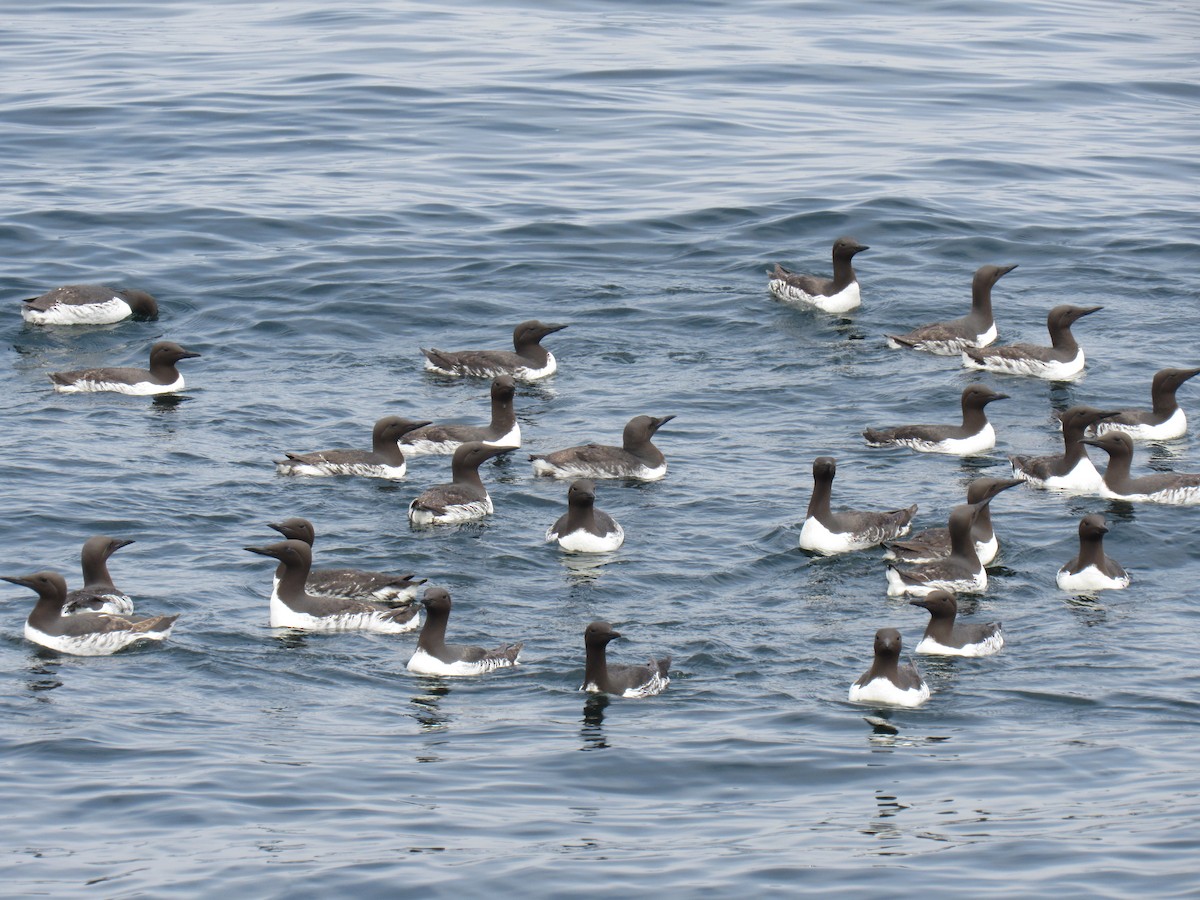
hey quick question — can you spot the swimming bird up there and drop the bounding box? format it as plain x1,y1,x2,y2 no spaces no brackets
848,628,929,708
1056,514,1129,591
267,518,426,605
580,621,670,697
962,305,1101,380
421,320,567,380
885,503,986,596
530,415,674,481
49,341,201,395
275,416,430,480
1089,366,1200,441
244,539,420,632
399,375,520,457
1009,405,1119,492
21,284,158,326
798,456,916,555
62,535,136,615
1082,431,1200,504
886,263,1017,354
408,442,513,525
2,571,176,656
884,476,1022,565
546,479,624,552
909,590,1003,657
406,587,522,676
767,236,869,314
863,384,1008,455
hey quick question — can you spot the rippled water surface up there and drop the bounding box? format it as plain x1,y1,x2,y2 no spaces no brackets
3,1,1199,895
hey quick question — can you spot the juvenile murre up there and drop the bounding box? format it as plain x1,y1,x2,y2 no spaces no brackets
863,384,1007,455
798,456,917,555
267,518,426,605
886,263,1016,355
1083,431,1200,504
1009,405,1119,492
581,621,670,698
848,628,929,708
962,305,1101,380
421,320,567,381
62,535,136,615
1056,514,1129,591
244,539,420,632
21,284,158,326
1089,366,1200,441
2,570,177,656
885,503,986,596
767,236,869,314
884,477,1022,565
530,415,674,481
408,442,513,525
400,376,520,457
275,416,431,480
49,341,200,395
407,587,522,676
909,590,1003,657
546,479,624,553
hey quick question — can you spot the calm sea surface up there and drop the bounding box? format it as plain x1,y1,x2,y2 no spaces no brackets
2,1,1199,895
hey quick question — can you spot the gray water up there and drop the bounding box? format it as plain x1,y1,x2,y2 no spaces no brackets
2,1,1199,895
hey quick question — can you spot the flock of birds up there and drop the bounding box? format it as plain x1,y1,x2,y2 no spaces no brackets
8,238,1199,706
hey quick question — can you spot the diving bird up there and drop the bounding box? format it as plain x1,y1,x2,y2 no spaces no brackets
886,263,1017,355
798,456,916,555
884,476,1021,565
406,587,522,676
421,320,567,380
530,415,674,481
408,442,513,524
546,479,624,552
2,570,176,656
1088,366,1200,441
49,341,200,394
767,236,869,314
1009,405,1119,492
962,305,1101,380
885,503,986,596
1083,431,1200,504
848,628,929,708
580,621,670,698
909,590,1003,657
275,416,430,480
62,535,136,615
1056,514,1129,591
400,375,520,456
863,384,1007,455
21,284,158,326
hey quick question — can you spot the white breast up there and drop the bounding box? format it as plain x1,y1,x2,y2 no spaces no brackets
914,630,1004,657
975,533,999,566
516,353,557,381
963,349,1085,380
54,374,185,395
1020,456,1104,493
550,523,625,553
1056,564,1129,592
915,423,995,456
406,646,519,676
484,422,522,449
25,620,170,656
769,279,860,314
849,676,930,708
23,296,132,326
886,565,987,597
276,460,406,480
1096,408,1187,442
799,517,868,555
268,590,419,633
531,459,666,482
407,495,493,525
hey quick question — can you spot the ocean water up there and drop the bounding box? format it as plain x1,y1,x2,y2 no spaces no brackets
2,0,1199,895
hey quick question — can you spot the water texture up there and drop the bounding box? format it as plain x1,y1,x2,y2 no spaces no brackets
2,1,1199,895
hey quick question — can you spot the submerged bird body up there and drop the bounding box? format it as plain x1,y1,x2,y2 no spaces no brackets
1010,405,1119,492
799,456,916,555
767,236,869,314
21,284,158,326
863,384,1007,455
1057,514,1129,591
408,442,512,524
62,535,136,615
245,540,419,632
421,320,567,380
3,571,176,656
407,588,522,676
267,518,425,605
1091,367,1200,442
49,341,200,394
1084,432,1200,504
849,628,929,708
275,416,429,479
581,621,670,698
400,376,520,457
531,415,673,481
962,305,1101,380
546,479,624,552
910,590,1003,657
886,503,986,596
884,477,1021,565
886,263,1016,355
